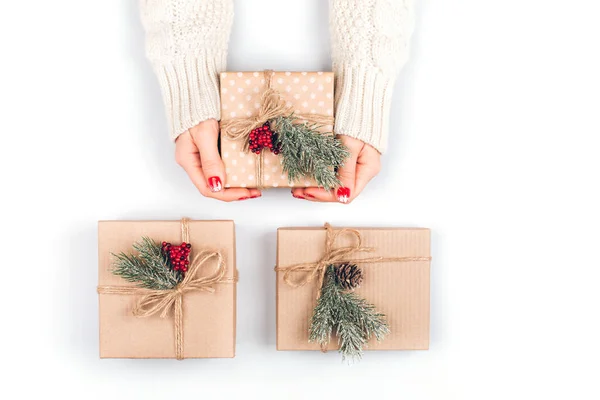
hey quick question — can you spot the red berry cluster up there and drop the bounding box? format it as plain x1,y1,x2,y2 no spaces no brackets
249,123,280,155
162,241,191,274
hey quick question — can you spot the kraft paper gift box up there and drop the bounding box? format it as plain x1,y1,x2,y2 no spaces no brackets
276,225,431,351
219,71,334,189
98,220,236,359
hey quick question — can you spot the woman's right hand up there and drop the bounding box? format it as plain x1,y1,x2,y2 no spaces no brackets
175,119,262,201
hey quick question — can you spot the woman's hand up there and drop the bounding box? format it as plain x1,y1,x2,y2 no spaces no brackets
175,119,262,201
291,135,381,204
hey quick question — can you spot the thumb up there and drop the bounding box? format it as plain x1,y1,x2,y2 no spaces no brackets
190,119,225,192
336,143,359,204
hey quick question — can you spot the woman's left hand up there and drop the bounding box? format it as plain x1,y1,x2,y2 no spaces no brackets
291,135,381,204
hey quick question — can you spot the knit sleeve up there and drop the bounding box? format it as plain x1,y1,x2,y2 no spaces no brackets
140,0,234,140
330,0,414,152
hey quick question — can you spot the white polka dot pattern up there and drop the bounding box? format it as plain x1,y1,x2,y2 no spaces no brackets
220,71,334,189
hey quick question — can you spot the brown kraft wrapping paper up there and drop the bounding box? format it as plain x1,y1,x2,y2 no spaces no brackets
276,226,431,351
98,220,236,359
220,71,334,189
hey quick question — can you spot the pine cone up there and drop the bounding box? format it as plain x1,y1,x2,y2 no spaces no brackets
334,263,363,290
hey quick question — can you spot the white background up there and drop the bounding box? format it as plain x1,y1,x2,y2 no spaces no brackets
1,0,599,398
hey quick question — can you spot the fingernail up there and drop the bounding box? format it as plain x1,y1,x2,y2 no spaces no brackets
251,195,261,199
337,187,350,204
305,193,315,199
293,194,305,200
238,197,250,201
208,176,222,192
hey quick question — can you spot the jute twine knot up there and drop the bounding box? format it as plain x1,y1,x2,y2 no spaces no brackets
220,71,289,142
275,223,432,300
220,70,335,188
97,218,236,360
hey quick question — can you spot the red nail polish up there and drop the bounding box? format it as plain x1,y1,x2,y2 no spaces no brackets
337,187,350,203
250,195,261,199
238,197,250,201
305,193,315,199
293,194,305,199
208,176,222,192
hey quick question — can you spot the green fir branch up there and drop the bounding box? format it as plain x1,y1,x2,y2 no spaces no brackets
309,265,389,362
336,319,368,361
340,290,390,343
309,267,338,347
273,116,349,190
112,237,181,290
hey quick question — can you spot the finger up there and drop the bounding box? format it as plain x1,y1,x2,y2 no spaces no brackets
177,133,262,201
213,188,262,202
335,140,361,204
178,151,212,197
190,120,225,193
175,132,211,195
353,147,381,198
294,167,359,203
291,187,323,201
182,161,260,202
243,188,263,199
183,160,260,201
291,188,307,200
300,187,337,202
352,164,378,200
291,134,365,203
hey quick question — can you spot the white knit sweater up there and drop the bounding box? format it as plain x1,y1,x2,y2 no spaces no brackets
140,0,414,152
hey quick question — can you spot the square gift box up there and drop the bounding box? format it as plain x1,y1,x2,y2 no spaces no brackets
219,71,335,189
98,220,236,359
276,225,431,351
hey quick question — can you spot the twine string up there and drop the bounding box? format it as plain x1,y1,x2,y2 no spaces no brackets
256,151,264,189
274,223,432,300
97,218,235,360
181,218,190,243
221,71,289,142
220,70,335,188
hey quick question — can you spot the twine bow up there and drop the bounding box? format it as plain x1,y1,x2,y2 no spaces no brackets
275,223,432,300
97,218,236,360
220,70,334,188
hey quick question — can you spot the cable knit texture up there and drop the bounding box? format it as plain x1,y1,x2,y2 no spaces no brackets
140,0,413,150
140,0,233,140
330,0,414,152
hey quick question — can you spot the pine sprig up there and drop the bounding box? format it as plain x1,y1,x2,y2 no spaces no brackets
309,265,389,361
112,237,181,290
309,277,336,347
340,290,389,343
273,116,349,190
337,319,367,361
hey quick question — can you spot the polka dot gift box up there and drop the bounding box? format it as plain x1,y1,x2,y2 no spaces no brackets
219,71,347,190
